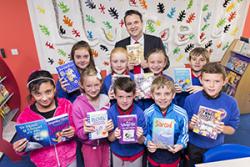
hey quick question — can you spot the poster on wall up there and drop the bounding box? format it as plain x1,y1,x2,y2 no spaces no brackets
27,0,249,74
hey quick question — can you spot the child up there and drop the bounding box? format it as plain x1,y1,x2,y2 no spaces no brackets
108,77,147,167
13,70,76,167
184,62,240,166
72,67,113,167
56,40,96,103
137,48,173,110
175,47,210,107
144,76,188,167
102,47,134,101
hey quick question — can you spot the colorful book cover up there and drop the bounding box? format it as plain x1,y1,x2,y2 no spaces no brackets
56,61,81,93
118,114,137,144
126,43,144,65
193,106,225,140
152,118,175,150
173,68,192,91
226,56,248,75
134,73,155,99
47,114,70,145
15,114,69,152
226,70,241,88
223,84,236,97
87,110,108,140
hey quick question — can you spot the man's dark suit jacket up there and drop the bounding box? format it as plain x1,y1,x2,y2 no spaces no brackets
115,33,165,60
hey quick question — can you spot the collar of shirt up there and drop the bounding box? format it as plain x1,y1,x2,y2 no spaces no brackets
117,103,134,115
130,35,144,46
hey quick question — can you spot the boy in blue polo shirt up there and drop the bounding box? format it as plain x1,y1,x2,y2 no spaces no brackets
108,77,147,167
184,62,240,166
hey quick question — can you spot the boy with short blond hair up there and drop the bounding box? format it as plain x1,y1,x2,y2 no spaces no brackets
108,77,147,167
184,62,240,165
175,47,210,107
144,76,188,167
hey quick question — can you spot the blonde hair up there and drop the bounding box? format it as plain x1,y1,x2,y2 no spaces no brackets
151,76,175,94
189,47,210,62
110,47,129,60
80,67,102,85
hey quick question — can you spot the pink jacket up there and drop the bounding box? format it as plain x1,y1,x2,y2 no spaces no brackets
17,98,76,167
72,94,110,145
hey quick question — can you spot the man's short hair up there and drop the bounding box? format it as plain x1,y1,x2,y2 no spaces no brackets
124,10,143,24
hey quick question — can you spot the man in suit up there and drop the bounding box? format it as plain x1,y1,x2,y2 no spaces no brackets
115,10,166,73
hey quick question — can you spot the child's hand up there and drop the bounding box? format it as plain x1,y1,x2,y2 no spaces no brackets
114,127,121,139
215,121,224,134
59,77,69,92
83,118,95,134
106,119,114,132
13,138,28,152
135,88,143,99
167,144,183,154
147,141,157,153
186,85,203,94
174,84,183,93
141,59,148,69
136,127,143,139
62,126,75,138
108,89,115,100
189,114,199,130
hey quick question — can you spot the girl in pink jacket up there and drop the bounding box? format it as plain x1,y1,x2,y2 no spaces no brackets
72,67,114,167
13,70,76,167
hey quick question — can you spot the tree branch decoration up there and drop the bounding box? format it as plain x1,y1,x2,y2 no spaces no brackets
108,7,119,19
167,7,176,18
39,25,50,36
157,3,165,13
63,15,73,27
177,10,186,22
58,2,70,13
85,0,96,9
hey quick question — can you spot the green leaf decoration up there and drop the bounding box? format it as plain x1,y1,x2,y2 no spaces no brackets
58,2,70,13
57,49,67,57
103,21,112,29
202,4,209,12
39,25,50,36
216,18,226,28
201,24,210,31
86,15,95,23
173,47,181,54
146,20,155,33
187,0,193,9
189,34,195,40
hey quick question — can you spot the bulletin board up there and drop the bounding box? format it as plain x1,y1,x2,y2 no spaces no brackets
27,0,249,74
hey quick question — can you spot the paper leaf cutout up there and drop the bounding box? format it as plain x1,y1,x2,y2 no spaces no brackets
36,5,45,14
85,0,96,9
100,45,108,52
173,47,181,54
103,21,112,29
205,40,213,48
59,25,66,35
203,12,211,22
187,0,193,9
48,58,54,65
157,3,165,13
58,2,70,13
108,7,119,19
139,0,148,9
86,14,95,23
228,11,236,22
167,7,176,18
87,30,94,40
201,24,210,31
57,49,67,57
63,15,73,27
99,4,105,14
146,20,155,33
216,18,226,28
186,13,195,23
223,0,231,8
224,24,231,33
45,41,54,49
129,0,137,6
185,43,194,52
177,10,186,22
119,19,125,27
202,4,209,12
72,28,80,37
39,25,50,36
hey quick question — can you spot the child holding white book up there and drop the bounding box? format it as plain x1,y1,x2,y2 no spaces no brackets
13,70,76,167
144,76,188,167
72,67,114,167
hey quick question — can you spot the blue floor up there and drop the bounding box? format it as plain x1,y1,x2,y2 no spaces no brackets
1,114,250,166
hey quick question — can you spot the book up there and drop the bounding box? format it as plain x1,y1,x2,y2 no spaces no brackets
152,118,175,149
126,43,144,65
223,84,236,97
226,56,248,75
15,114,69,152
56,61,81,93
118,114,137,144
134,73,155,99
173,68,192,91
226,70,241,88
87,110,108,140
193,106,225,140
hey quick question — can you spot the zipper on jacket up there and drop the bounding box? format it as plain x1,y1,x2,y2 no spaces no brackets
54,145,61,167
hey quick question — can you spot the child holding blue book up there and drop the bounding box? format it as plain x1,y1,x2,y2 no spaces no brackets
144,76,188,167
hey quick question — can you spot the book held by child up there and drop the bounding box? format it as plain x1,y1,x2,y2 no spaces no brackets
118,114,137,144
152,118,175,149
134,73,155,99
15,114,69,152
87,110,108,140
56,61,81,93
193,106,224,140
173,68,192,91
126,43,144,65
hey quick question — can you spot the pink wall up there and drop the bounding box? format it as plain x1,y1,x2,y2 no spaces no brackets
0,0,40,110
0,1,249,111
